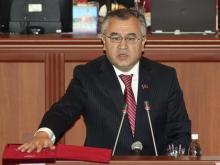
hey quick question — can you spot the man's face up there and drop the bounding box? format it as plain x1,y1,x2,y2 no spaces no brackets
102,17,146,72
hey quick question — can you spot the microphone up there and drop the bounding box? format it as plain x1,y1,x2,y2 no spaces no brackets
144,101,158,156
112,104,127,156
131,141,143,155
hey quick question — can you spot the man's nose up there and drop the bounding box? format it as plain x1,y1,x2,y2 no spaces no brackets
118,38,128,49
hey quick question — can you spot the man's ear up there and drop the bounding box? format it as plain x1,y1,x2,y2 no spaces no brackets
101,36,106,51
141,37,146,51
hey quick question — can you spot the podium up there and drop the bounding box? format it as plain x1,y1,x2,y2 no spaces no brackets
49,156,220,165
3,144,220,165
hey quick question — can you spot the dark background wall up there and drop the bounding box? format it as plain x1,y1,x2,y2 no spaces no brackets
0,0,12,32
0,0,72,32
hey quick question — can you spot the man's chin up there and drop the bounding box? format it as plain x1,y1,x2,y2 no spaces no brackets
114,64,133,72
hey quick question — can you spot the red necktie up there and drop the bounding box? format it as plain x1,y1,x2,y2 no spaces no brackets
119,74,136,136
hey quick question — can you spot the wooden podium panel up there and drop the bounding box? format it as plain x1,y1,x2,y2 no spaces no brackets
47,156,220,165
1,33,220,158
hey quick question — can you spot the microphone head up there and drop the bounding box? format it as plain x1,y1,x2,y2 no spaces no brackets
144,101,150,111
131,141,143,153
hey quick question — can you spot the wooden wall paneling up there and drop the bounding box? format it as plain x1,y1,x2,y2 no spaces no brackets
144,47,220,62
64,49,103,62
164,62,220,155
0,49,67,159
0,50,45,62
0,62,45,157
45,52,65,110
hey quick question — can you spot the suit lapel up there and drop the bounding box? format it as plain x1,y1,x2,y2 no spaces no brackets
137,57,152,111
135,58,153,139
98,56,124,113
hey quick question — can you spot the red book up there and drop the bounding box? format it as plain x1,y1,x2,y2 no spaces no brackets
2,144,56,164
2,144,112,164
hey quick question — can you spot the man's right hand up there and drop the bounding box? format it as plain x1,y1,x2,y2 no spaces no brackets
17,131,55,153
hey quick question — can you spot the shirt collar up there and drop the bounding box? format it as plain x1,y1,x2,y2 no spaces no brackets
113,62,140,77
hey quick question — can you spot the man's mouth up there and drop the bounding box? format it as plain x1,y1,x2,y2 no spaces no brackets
117,54,128,60
118,53,128,57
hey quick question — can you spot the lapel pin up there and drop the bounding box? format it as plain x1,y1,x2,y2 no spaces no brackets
142,83,149,90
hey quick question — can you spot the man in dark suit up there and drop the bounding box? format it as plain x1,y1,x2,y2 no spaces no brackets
18,9,191,155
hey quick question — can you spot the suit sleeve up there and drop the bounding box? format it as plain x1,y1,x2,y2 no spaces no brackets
39,66,87,143
165,69,191,150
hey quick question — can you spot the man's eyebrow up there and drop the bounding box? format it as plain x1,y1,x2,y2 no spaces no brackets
110,32,120,35
126,33,137,35
109,32,137,35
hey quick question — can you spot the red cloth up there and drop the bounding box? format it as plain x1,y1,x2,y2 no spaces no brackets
2,144,112,164
56,144,112,163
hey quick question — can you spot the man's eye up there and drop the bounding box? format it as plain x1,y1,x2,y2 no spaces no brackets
127,36,136,41
111,36,121,41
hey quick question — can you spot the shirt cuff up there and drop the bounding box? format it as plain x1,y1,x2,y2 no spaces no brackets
34,127,56,144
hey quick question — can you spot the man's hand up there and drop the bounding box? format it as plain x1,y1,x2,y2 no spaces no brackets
17,131,55,153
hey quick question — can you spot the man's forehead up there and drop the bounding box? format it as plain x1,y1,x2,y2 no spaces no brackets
107,17,141,33
110,24,130,30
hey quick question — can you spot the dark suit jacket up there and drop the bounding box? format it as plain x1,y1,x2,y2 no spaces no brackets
39,55,191,155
